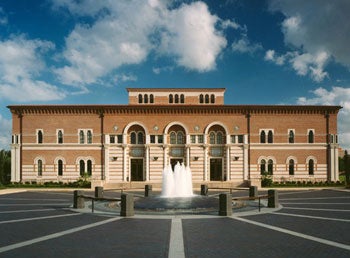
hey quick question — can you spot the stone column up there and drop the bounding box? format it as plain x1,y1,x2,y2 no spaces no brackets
226,146,230,181
186,145,190,167
145,185,152,197
95,186,104,198
145,145,150,181
123,144,128,181
73,190,85,209
219,193,232,216
268,189,278,208
204,145,208,181
243,144,249,181
120,194,134,217
249,186,258,198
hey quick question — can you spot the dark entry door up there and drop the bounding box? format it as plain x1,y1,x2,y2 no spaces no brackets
210,158,223,181
131,159,144,181
170,158,184,171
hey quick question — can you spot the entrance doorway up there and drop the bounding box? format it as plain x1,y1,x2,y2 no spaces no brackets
170,158,184,171
131,159,144,181
210,158,223,181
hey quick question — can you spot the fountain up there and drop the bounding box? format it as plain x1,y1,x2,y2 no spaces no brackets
161,162,193,197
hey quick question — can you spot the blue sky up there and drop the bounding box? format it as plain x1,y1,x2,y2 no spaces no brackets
0,0,349,150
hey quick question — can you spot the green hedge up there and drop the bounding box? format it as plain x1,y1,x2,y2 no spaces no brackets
5,179,91,188
267,180,345,188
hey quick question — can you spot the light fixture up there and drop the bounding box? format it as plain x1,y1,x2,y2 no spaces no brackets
233,156,239,161
111,157,118,161
193,156,199,161
234,126,239,131
153,157,159,161
153,125,159,131
113,125,118,132
194,125,200,131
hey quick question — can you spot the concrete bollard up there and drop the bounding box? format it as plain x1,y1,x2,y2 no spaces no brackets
120,194,134,217
73,190,85,209
144,185,152,197
219,193,232,216
201,184,208,196
249,186,258,198
95,186,104,198
268,189,278,208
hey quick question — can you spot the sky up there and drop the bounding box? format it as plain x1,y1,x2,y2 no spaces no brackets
0,0,349,151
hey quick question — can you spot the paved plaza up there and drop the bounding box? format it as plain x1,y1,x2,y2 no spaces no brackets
0,188,349,257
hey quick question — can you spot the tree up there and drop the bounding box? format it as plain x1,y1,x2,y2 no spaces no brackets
0,150,11,185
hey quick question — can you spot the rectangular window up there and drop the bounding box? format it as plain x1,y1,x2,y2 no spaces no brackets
150,135,156,144
117,135,123,143
158,135,163,144
110,135,115,144
198,135,204,144
238,135,244,143
191,135,196,144
231,135,236,144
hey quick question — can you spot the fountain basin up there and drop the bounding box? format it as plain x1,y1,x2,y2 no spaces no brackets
134,195,219,214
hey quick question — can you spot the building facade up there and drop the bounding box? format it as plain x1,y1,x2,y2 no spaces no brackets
8,88,341,187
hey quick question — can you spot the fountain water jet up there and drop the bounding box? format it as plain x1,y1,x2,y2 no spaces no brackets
161,162,193,197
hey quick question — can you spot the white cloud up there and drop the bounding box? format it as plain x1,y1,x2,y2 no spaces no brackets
53,0,228,85
0,114,11,150
297,86,350,150
290,51,329,82
160,2,227,72
265,49,329,82
269,0,350,74
0,35,66,102
264,49,285,65
232,34,262,54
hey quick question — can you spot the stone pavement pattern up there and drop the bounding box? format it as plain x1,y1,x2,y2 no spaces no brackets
0,189,349,257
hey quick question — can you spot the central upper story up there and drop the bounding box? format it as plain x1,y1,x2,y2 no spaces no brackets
127,88,225,105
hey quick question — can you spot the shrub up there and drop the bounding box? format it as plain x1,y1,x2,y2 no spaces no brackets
261,171,272,187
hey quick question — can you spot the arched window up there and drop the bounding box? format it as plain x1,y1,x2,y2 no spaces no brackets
205,94,209,103
58,130,63,144
180,94,184,103
210,94,215,103
308,130,314,143
38,159,43,176
268,130,273,143
38,130,43,144
130,132,136,144
169,94,173,103
87,130,92,144
79,130,84,144
170,132,176,144
289,159,294,175
308,159,314,175
268,159,273,174
175,94,179,103
260,159,266,174
217,132,223,144
209,132,215,144
58,160,63,176
150,94,154,103
260,131,266,143
79,160,85,176
87,160,92,176
138,94,143,104
177,131,184,144
289,130,294,143
199,94,204,103
144,94,148,104
137,132,144,144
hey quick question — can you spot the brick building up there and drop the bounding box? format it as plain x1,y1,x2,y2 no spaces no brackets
8,88,341,188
